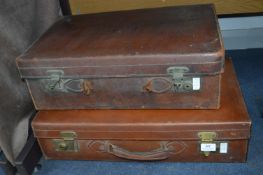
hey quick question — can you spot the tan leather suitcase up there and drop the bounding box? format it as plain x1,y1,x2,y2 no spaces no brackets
17,4,224,110
32,59,251,162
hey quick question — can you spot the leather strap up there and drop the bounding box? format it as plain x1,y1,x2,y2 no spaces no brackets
106,142,171,161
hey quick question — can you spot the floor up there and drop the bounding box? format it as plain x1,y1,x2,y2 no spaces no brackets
1,49,263,175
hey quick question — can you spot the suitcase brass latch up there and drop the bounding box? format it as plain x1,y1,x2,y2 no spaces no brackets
53,131,79,152
46,70,64,90
198,132,217,157
167,66,196,92
167,66,189,79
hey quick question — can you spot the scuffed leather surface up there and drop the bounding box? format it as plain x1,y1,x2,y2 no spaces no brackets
0,0,60,165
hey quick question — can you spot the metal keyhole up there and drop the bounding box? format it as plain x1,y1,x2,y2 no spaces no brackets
183,83,192,91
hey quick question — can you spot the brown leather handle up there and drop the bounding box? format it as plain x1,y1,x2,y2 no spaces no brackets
107,143,171,161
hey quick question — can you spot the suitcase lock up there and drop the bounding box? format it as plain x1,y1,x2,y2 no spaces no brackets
167,66,191,90
198,132,217,157
53,131,79,152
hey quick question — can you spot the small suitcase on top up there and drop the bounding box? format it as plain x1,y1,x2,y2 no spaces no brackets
17,4,224,110
32,58,251,162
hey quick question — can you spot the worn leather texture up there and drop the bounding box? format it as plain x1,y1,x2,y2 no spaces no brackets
17,4,225,110
0,0,60,165
32,58,251,162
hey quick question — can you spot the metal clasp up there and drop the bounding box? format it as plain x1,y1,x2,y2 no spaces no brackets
46,70,64,90
53,131,79,152
198,132,217,157
166,66,193,92
167,66,189,79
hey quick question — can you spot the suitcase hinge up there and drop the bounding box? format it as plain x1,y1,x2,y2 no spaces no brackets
198,132,217,157
53,131,79,152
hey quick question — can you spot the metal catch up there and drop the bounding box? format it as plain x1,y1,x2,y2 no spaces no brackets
167,66,193,92
53,131,79,152
198,132,217,157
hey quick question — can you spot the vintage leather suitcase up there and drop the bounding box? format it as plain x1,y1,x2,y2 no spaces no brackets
32,59,251,162
17,4,224,110
16,4,225,110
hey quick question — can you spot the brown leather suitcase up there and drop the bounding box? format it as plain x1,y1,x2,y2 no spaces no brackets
17,4,224,110
32,58,250,162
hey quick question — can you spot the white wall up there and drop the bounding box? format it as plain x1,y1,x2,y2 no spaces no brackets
218,16,263,50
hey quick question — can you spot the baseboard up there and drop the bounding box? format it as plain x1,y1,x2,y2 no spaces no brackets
219,16,263,50
221,28,263,50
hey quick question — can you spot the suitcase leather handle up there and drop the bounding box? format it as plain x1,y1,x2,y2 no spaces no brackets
106,142,171,161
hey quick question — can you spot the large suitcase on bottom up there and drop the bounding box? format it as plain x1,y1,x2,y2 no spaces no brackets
32,59,251,162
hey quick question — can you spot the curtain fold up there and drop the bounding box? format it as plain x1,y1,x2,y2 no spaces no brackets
0,0,61,165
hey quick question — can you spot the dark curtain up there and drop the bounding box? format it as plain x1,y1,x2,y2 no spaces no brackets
0,0,61,165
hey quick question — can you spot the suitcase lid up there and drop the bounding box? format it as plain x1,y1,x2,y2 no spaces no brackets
17,4,224,79
32,59,251,141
